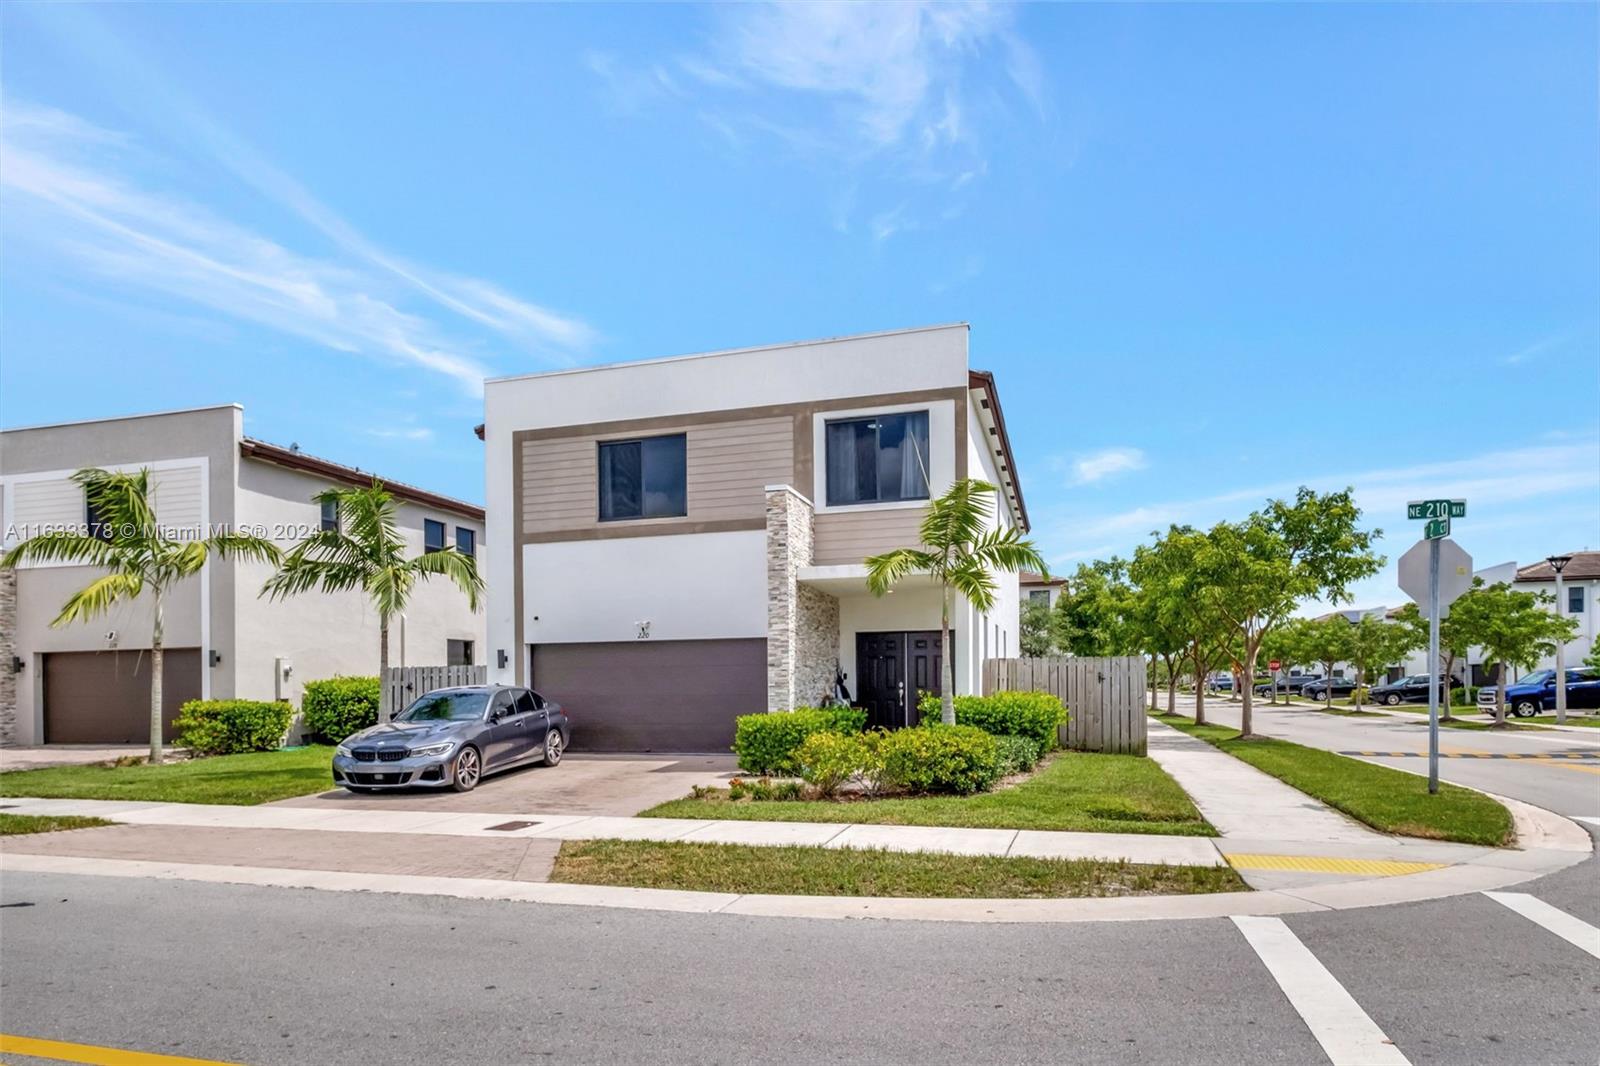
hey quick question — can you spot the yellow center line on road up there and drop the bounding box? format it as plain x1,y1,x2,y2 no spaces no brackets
0,1033,240,1066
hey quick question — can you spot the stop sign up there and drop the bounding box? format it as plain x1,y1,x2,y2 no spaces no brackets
1269,660,1282,672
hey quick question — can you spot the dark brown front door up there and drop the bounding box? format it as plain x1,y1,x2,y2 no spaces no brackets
529,638,766,752
43,648,202,744
856,630,948,730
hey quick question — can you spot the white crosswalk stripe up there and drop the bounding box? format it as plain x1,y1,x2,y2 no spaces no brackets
1482,892,1600,960
1232,915,1410,1065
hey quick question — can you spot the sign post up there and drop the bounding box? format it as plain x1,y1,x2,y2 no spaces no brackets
1400,502,1470,795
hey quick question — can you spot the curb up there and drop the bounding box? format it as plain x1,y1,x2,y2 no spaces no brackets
3,823,1589,924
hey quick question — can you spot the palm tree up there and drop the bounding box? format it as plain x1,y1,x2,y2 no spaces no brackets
261,480,483,719
1,468,281,763
865,479,1048,725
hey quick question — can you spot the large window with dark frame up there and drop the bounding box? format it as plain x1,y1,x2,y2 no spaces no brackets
598,434,687,521
424,518,446,553
84,492,113,542
824,411,931,507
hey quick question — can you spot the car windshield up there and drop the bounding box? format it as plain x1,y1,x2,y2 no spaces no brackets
1518,670,1555,687
397,691,488,722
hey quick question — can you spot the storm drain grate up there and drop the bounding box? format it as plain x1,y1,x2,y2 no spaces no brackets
485,820,541,832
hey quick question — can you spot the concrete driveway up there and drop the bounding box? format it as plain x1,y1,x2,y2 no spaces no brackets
272,752,739,816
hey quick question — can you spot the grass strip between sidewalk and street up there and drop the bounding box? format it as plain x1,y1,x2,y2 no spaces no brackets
0,747,334,806
0,813,114,835
1150,714,1514,847
551,839,1247,899
640,751,1216,836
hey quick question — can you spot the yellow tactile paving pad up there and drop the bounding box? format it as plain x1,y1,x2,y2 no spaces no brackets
1222,853,1446,877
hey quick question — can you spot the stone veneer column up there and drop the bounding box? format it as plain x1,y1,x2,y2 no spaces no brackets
765,484,815,712
0,568,16,745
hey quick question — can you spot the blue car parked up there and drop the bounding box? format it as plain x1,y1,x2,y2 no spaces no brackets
1477,668,1600,717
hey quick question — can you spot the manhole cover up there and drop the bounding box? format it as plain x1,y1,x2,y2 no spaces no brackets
485,820,540,832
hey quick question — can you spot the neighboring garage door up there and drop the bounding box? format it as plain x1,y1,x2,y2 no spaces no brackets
530,638,765,752
43,648,202,744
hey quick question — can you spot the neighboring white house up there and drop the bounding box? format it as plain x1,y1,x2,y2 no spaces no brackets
482,324,1029,752
0,405,485,746
1019,570,1067,611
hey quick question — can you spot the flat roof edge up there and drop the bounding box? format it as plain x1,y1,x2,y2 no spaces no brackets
1,403,243,435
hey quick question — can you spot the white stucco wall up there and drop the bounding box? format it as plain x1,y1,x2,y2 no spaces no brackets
522,530,767,646
966,392,1019,685
232,458,486,706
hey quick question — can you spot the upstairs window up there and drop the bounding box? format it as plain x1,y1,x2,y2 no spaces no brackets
598,434,687,521
320,499,339,533
424,518,446,553
825,411,930,506
1028,589,1051,605
1568,586,1585,614
84,493,113,542
455,526,475,558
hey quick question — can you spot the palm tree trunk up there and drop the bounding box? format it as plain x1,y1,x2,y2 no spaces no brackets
939,587,955,726
379,614,391,723
149,590,165,765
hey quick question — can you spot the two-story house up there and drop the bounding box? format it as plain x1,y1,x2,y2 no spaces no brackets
482,324,1029,752
0,405,485,746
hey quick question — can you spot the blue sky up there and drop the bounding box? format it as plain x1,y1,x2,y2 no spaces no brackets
2,2,1596,611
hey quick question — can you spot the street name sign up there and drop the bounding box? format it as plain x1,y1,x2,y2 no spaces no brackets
1424,518,1450,539
1407,499,1467,520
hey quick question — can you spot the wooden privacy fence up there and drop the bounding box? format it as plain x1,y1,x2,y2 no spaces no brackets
381,665,487,719
983,656,1148,755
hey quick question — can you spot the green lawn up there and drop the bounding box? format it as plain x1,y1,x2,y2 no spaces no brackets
1520,714,1600,728
1383,707,1547,731
1150,714,1513,847
641,752,1216,836
551,839,1247,898
0,813,114,835
0,747,333,806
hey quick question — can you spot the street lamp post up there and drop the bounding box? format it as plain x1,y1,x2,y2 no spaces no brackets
1548,554,1573,725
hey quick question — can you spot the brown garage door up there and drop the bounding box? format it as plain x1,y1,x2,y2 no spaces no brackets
44,648,202,744
530,639,765,752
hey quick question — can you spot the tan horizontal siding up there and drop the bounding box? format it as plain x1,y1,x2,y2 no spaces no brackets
812,506,928,565
520,416,792,537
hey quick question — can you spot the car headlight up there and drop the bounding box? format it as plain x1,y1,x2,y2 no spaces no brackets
408,742,455,759
335,744,352,758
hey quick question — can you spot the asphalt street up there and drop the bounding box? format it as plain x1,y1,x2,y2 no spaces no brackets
1176,695,1600,822
2,835,1598,1066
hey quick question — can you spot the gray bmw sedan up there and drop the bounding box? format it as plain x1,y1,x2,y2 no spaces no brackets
331,685,569,793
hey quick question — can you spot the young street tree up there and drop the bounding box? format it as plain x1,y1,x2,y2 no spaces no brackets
865,478,1048,726
261,481,483,720
1135,525,1232,725
1345,613,1424,710
1447,581,1579,726
1190,488,1382,737
1019,597,1057,657
1392,601,1473,717
1300,615,1356,704
1051,558,1136,656
1128,538,1193,715
1,468,281,762
1259,616,1314,705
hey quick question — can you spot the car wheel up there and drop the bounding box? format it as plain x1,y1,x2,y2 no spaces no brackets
1312,690,1327,702
1512,700,1540,719
1385,694,1402,706
543,728,564,767
450,745,483,792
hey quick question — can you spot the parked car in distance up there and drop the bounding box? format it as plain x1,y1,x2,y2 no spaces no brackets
1255,674,1324,697
1209,674,1234,692
1299,677,1358,702
1476,668,1600,717
331,685,569,794
1368,675,1449,706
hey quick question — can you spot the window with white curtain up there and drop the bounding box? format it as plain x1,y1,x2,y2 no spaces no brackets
824,411,930,506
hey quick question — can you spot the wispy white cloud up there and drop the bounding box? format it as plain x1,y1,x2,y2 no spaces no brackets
1501,333,1566,366
1038,438,1600,567
1064,447,1148,486
0,99,594,394
20,9,595,362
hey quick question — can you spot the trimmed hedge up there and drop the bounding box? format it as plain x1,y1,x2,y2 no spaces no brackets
173,699,294,756
301,676,380,744
733,706,867,775
917,691,1066,756
880,724,999,795
992,734,1040,777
